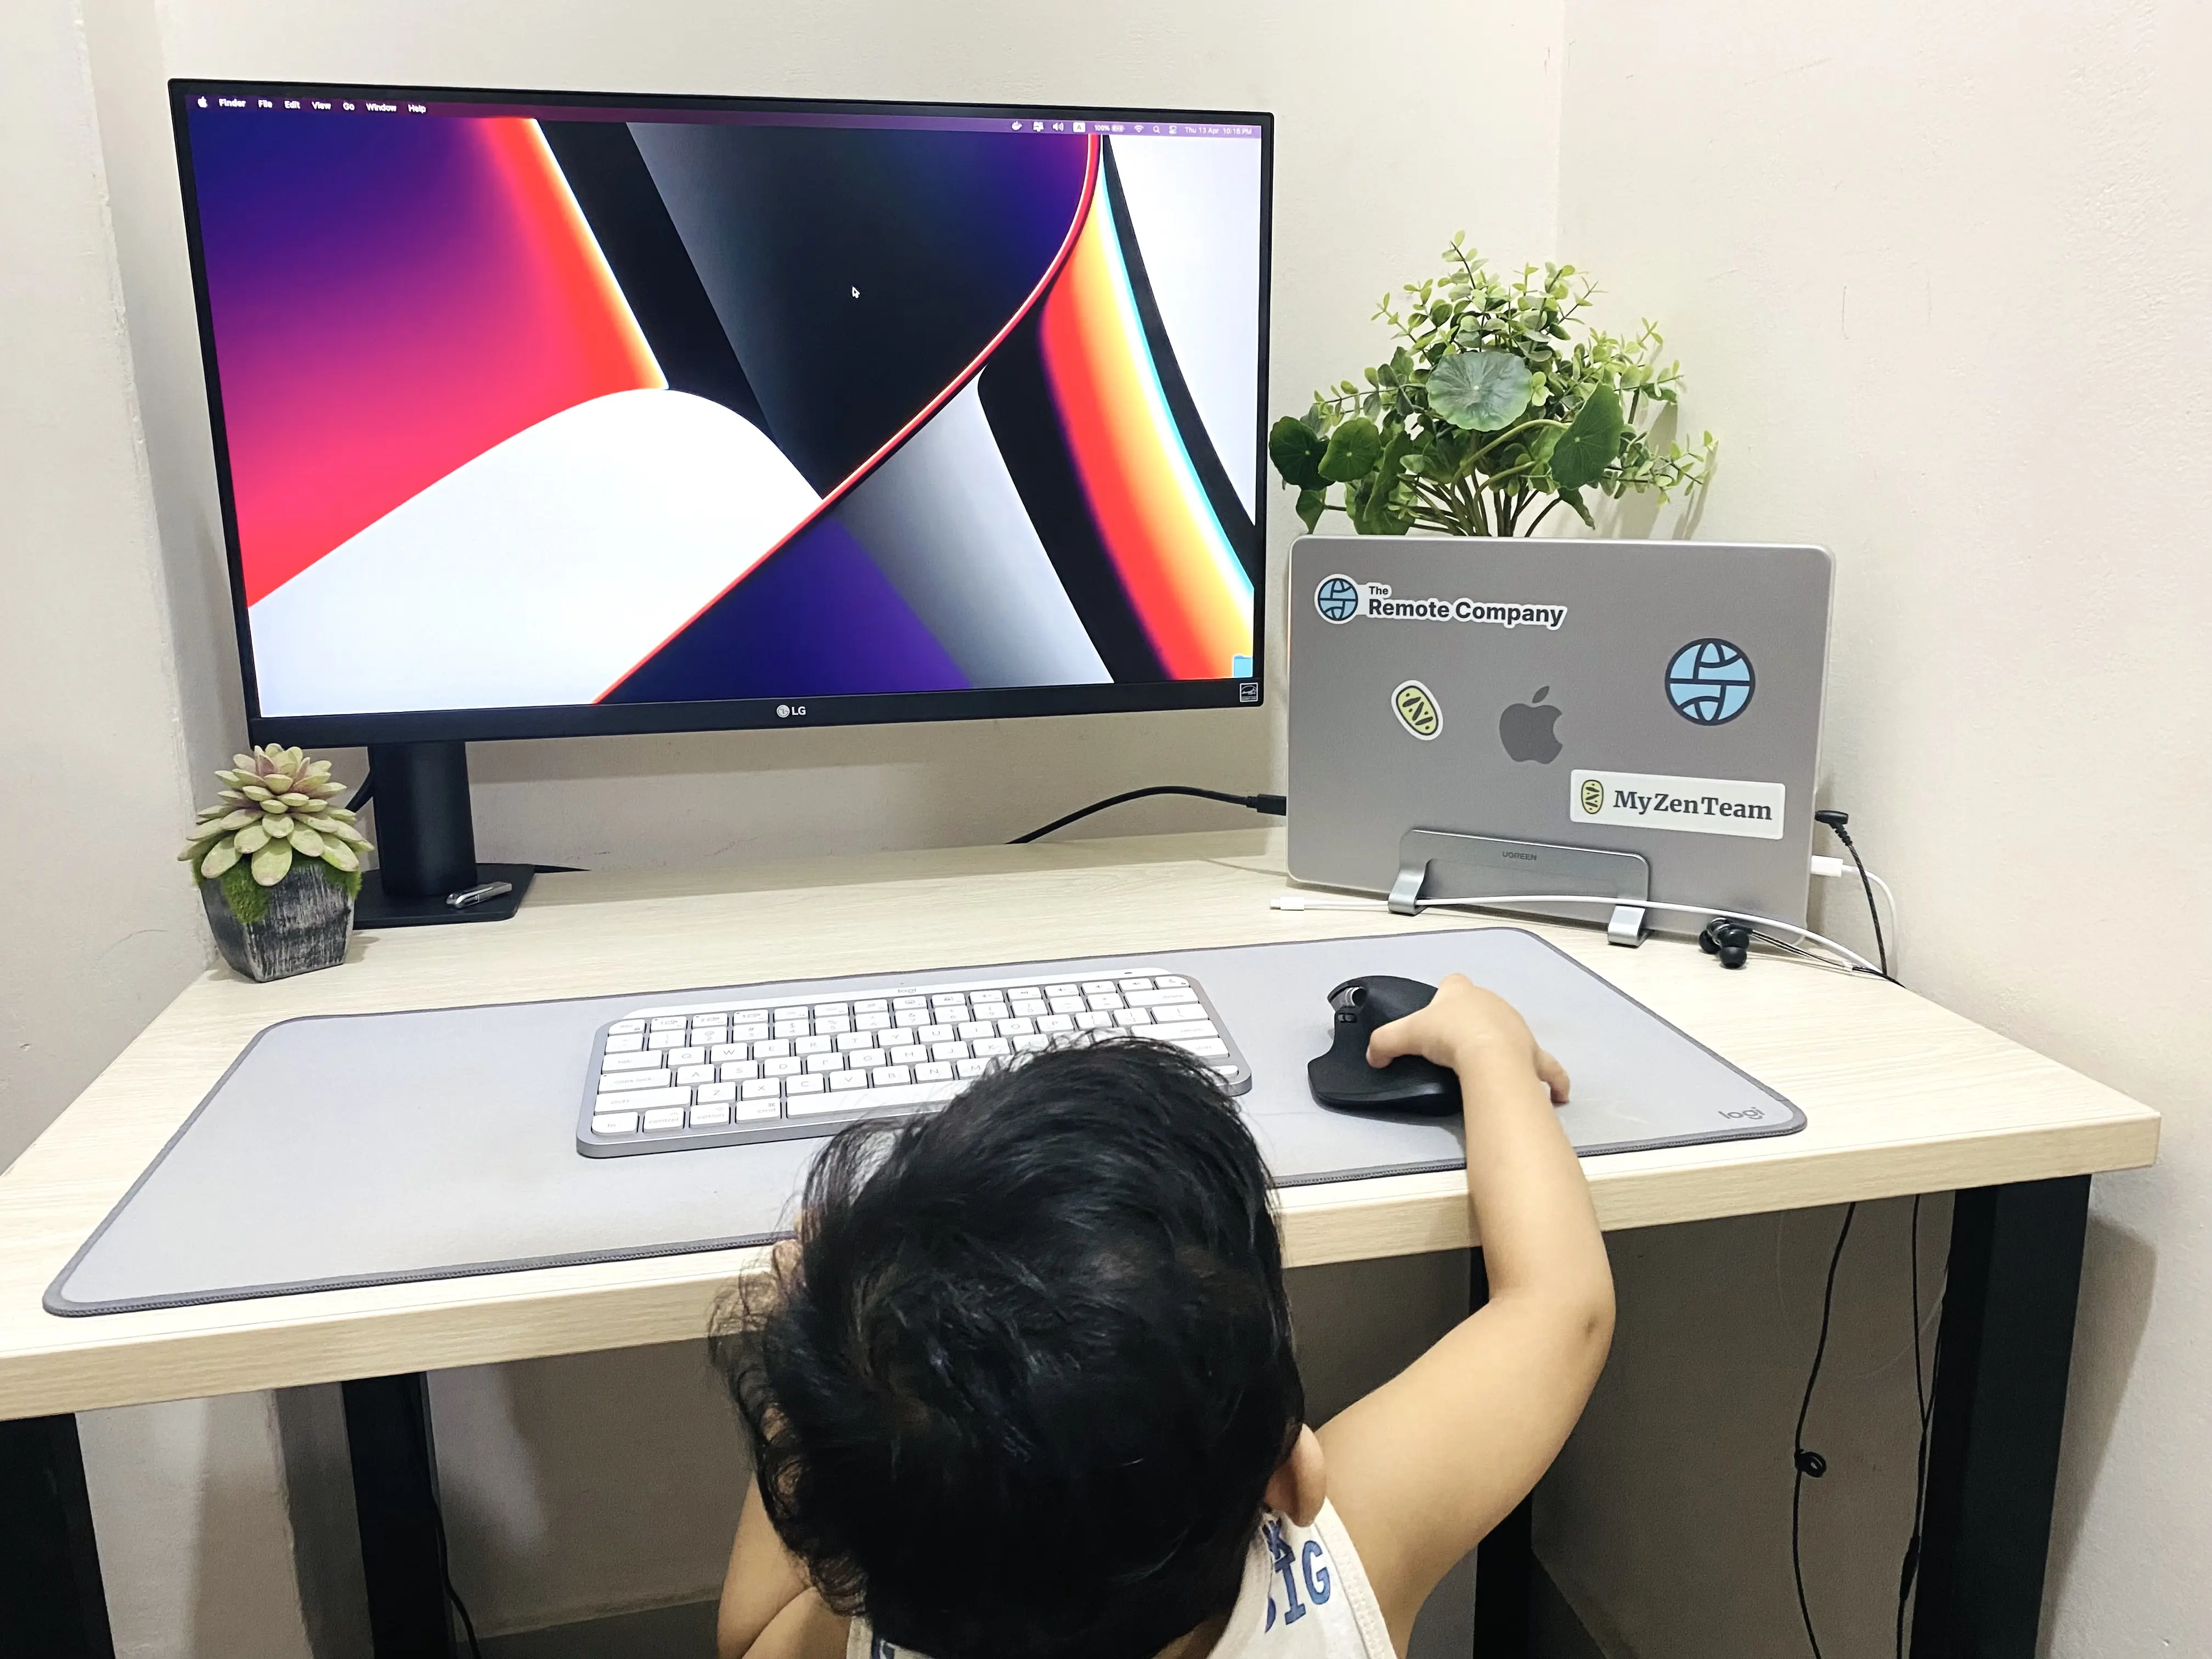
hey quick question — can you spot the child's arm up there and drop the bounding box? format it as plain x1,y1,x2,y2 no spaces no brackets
1314,974,1615,1652
716,1478,849,1659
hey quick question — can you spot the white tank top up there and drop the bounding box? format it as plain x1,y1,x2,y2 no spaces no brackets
848,1502,1395,1659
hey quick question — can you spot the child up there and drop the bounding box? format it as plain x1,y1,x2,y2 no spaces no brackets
712,974,1613,1659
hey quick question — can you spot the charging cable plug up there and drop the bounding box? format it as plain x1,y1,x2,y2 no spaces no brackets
1809,855,1847,880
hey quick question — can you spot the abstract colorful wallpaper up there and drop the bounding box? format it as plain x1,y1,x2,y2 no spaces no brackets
184,97,1263,716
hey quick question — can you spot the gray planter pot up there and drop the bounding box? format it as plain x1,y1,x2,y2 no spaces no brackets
200,863,353,981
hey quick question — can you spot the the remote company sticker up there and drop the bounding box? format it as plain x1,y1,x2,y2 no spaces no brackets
1666,638,1756,724
1391,680,1442,740
1315,575,1362,622
1571,769,1785,840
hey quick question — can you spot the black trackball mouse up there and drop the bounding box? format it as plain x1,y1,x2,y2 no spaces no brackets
1306,975,1462,1115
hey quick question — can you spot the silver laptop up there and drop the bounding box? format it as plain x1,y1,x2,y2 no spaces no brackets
1287,537,1833,938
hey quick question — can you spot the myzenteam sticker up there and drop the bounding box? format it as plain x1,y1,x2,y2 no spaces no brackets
1392,680,1442,740
1571,769,1785,840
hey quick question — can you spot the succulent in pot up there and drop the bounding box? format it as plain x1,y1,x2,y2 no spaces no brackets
179,746,375,981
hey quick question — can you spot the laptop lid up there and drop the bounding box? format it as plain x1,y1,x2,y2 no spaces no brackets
1286,537,1833,935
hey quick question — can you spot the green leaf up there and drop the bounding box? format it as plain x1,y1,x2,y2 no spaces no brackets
1317,416,1384,482
1353,430,1414,535
1268,416,1328,489
251,840,294,887
199,839,241,880
1295,487,1329,532
1549,385,1628,490
235,821,269,855
1426,350,1536,431
290,826,325,858
1558,486,1596,528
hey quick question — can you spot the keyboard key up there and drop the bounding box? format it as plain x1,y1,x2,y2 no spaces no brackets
856,1012,894,1031
602,1050,664,1073
788,1078,962,1116
741,1079,781,1102
806,1053,845,1073
599,1070,674,1093
708,1043,750,1064
754,1039,792,1059
895,1010,930,1028
889,1044,929,1065
955,1057,990,1078
1081,980,1117,995
795,1035,833,1055
1154,975,1189,988
606,1086,690,1111
836,1031,877,1052
608,1020,645,1035
1114,1008,1153,1027
696,1081,738,1103
811,1002,849,1019
893,995,928,1011
1013,1034,1049,1053
764,1057,803,1078
829,1070,870,1092
690,1103,732,1128
641,1107,688,1132
773,1022,809,1041
590,1112,639,1135
1008,986,1044,1000
1010,998,1048,1018
734,1095,782,1121
1180,1038,1231,1058
1086,993,1125,1011
931,1041,972,1062
1037,1013,1077,1033
1049,997,1086,1014
871,1065,912,1086
1116,978,1154,991
648,1032,685,1050
815,1016,851,1035
1149,1020,1218,1040
650,1017,687,1032
931,995,969,1011
604,1033,644,1053
854,998,889,1014
1076,1011,1115,1030
674,1065,716,1086
1125,988,1202,1008
914,1060,955,1082
1045,983,1081,997
787,1074,826,1096
720,1060,760,1082
668,1047,706,1067
919,1024,956,1045
996,1017,1037,1037
957,1020,994,1040
774,1005,810,1021
972,1037,1012,1058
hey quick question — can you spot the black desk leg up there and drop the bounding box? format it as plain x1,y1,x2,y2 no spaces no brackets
1469,1249,1534,1658
0,1413,115,1656
342,1374,459,1659
1910,1175,2091,1658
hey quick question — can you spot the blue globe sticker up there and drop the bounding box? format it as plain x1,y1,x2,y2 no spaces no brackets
1315,575,1361,623
1666,639,1755,725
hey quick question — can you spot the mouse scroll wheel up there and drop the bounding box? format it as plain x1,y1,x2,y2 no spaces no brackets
1330,986,1367,1015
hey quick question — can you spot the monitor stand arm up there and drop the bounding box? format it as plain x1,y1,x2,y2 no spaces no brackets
1387,828,1650,947
353,741,535,928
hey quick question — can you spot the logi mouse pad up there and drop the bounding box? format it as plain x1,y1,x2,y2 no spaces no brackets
49,928,1801,1314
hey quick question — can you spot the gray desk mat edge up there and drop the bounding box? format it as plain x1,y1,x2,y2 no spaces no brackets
45,928,1802,1317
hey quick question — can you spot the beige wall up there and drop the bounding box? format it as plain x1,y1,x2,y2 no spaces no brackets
1542,2,2212,1654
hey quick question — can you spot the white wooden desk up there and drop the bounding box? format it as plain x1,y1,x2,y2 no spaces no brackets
0,832,2158,1658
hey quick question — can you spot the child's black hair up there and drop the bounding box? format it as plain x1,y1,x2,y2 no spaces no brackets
713,1039,1304,1659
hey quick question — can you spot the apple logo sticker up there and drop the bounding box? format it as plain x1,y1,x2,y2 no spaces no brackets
1499,687,1563,763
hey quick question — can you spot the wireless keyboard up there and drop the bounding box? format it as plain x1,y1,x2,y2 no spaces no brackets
578,968,1252,1156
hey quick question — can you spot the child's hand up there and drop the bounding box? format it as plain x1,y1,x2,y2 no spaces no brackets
1365,974,1570,1104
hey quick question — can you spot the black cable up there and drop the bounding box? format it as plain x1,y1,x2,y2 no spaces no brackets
400,1381,483,1659
1814,810,1889,980
1793,1201,1857,1659
1009,786,1287,845
347,770,374,813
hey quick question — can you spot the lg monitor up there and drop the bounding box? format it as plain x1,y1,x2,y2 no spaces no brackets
171,81,1273,919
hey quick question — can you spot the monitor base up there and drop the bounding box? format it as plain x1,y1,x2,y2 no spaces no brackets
354,864,536,929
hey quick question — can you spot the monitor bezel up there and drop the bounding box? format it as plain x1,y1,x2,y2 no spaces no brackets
169,77,1274,748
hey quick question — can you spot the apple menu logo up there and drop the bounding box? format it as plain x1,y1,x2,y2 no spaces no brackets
1498,687,1563,763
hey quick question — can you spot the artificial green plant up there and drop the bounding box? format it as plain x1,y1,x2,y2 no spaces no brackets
1268,238,1714,537
179,745,374,924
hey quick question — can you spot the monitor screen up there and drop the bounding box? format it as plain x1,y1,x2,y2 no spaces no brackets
171,83,1271,743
